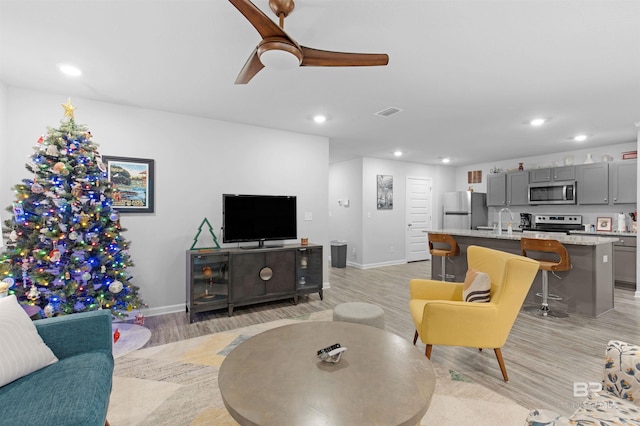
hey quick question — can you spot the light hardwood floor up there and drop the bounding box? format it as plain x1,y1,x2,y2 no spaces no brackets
140,260,640,416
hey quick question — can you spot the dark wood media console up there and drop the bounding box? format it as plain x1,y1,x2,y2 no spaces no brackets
186,243,323,322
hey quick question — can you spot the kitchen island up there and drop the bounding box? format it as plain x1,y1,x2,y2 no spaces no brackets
428,229,619,317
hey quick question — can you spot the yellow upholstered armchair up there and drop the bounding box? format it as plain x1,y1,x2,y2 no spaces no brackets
409,245,539,381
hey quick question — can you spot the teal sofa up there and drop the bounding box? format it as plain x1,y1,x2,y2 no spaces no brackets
0,309,114,426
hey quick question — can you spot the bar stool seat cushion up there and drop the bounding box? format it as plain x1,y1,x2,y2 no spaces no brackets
462,269,491,303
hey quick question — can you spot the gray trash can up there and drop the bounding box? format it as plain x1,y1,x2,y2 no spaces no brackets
331,240,347,268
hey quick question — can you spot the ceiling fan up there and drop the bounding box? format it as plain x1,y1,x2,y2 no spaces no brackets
229,0,389,84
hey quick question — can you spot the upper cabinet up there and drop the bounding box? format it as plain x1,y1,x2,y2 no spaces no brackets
529,166,575,183
576,163,609,205
486,173,507,206
487,171,529,206
506,171,529,206
611,160,637,204
486,162,635,208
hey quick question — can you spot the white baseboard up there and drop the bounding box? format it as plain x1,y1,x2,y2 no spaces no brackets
136,303,186,318
334,259,408,270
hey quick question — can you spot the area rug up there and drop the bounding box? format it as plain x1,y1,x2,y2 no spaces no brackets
107,311,530,425
111,323,152,359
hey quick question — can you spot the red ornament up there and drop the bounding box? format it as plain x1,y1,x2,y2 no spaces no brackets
49,249,61,262
113,328,120,343
37,135,44,144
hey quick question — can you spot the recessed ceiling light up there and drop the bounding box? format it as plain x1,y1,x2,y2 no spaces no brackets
313,115,327,124
442,157,451,164
574,134,588,142
58,63,82,77
393,151,403,157
530,118,546,127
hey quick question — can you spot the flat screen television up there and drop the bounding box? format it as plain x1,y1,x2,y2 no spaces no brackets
223,194,297,248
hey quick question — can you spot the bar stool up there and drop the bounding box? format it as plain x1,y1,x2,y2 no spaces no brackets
428,233,460,281
520,237,571,318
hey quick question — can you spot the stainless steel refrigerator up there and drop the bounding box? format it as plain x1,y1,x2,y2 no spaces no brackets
442,191,488,230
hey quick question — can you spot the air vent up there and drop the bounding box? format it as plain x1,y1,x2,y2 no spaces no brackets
374,107,403,118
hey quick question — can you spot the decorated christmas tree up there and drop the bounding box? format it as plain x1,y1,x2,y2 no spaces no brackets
0,100,144,318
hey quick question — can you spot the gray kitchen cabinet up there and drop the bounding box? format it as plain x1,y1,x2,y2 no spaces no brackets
529,166,575,183
506,171,529,205
576,163,609,205
486,173,506,206
611,160,637,204
613,236,636,289
553,165,576,181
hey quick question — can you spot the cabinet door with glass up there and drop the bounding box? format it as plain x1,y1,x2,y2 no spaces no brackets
186,250,229,323
295,245,323,300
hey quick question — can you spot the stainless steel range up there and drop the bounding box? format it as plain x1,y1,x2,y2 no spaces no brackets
529,214,583,234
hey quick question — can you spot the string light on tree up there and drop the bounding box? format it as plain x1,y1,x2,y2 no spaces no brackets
0,100,144,318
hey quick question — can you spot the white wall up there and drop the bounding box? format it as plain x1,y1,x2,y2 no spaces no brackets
1,87,330,316
329,157,453,268
328,158,363,266
0,81,6,195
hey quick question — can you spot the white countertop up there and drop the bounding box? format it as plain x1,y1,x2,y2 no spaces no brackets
430,229,619,246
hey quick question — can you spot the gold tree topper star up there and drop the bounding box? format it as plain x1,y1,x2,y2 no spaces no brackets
61,98,76,119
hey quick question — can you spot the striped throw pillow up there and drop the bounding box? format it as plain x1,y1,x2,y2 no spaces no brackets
0,295,58,387
462,269,491,303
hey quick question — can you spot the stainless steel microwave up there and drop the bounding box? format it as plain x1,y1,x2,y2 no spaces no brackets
528,181,577,205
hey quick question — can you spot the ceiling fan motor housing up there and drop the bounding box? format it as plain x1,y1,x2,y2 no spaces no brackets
269,0,295,18
257,37,303,67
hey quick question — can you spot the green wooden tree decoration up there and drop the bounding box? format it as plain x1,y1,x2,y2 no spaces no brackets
190,218,220,250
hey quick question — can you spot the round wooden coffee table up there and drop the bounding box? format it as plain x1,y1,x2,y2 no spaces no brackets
218,321,436,425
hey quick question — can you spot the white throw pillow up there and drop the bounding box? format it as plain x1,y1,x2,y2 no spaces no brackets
0,295,58,387
462,269,491,303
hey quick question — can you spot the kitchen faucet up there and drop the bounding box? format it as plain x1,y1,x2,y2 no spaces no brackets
498,208,514,235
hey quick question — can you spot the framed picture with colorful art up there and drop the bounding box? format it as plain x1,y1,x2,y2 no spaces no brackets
102,156,155,213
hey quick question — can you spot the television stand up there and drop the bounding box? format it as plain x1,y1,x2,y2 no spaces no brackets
186,243,323,322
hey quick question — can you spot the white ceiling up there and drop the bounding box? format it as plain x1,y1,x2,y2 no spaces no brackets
1,0,639,166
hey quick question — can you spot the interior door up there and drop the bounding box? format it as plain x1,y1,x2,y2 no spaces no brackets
406,177,432,262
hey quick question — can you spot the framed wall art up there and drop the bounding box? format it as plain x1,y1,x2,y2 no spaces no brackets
596,217,612,232
377,175,393,210
102,156,155,213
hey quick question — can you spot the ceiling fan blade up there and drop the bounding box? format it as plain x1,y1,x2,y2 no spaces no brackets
300,46,389,67
229,0,292,41
235,48,265,84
